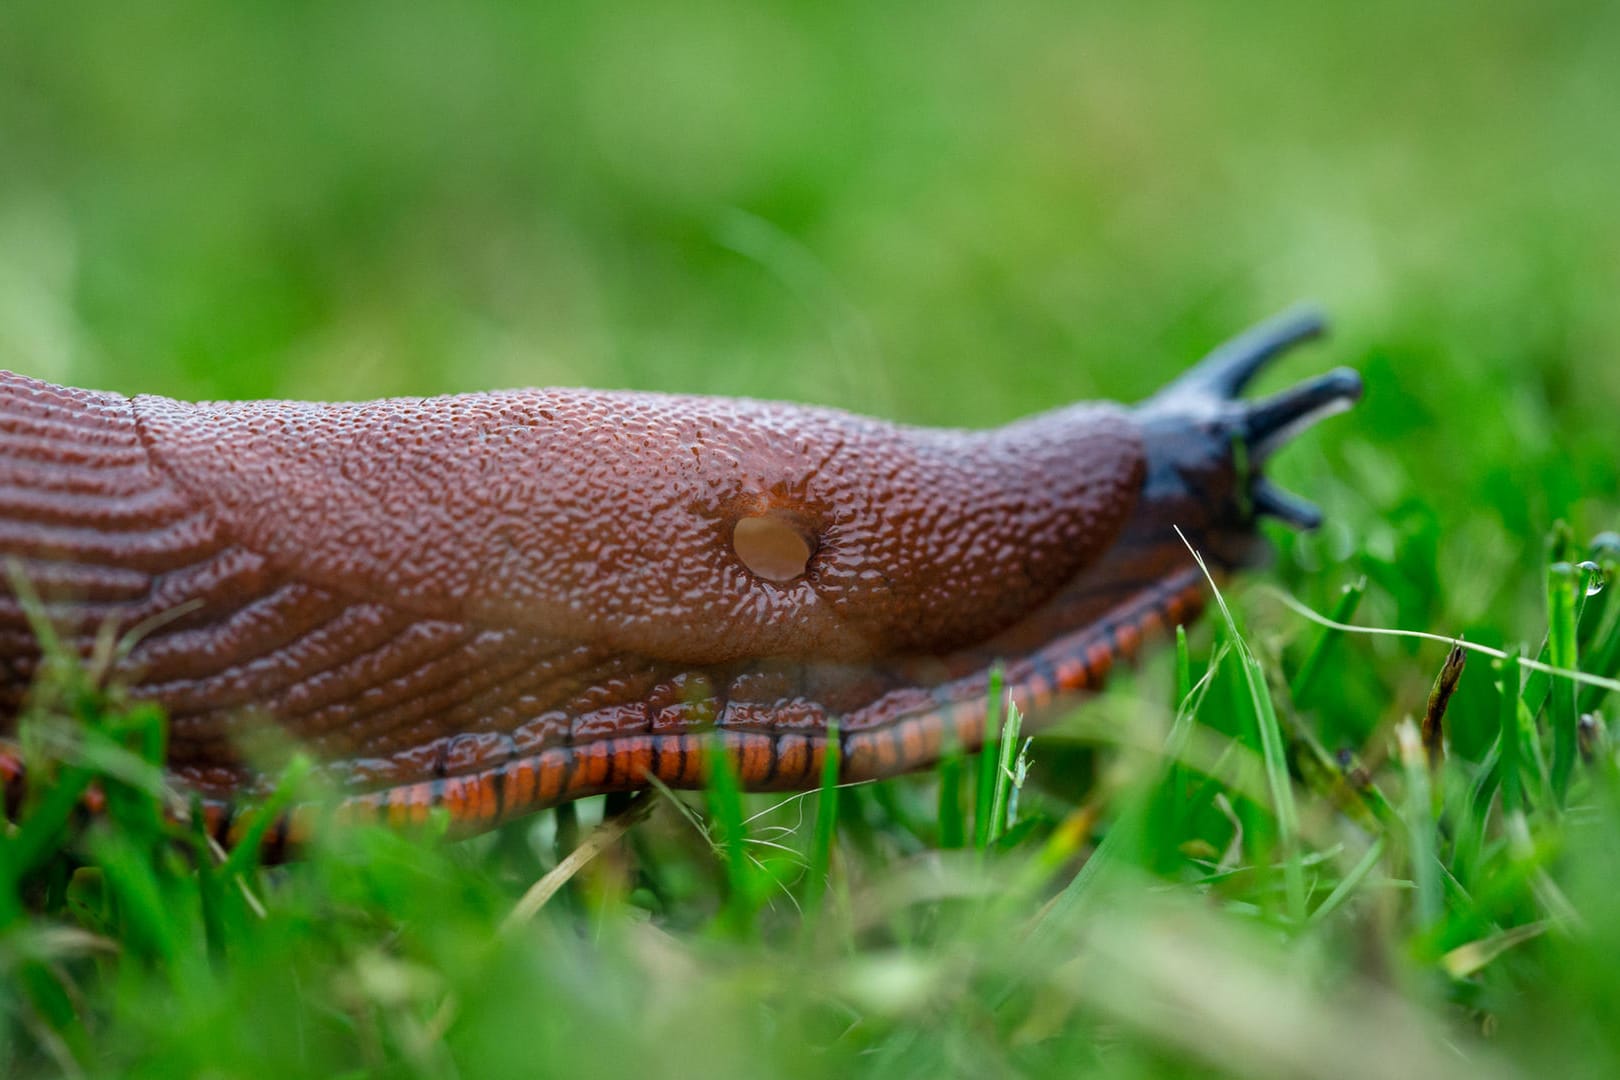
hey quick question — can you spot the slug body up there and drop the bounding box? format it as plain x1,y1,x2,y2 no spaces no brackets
0,311,1360,847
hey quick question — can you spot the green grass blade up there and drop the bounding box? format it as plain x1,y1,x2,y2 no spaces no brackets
1577,552,1620,713
87,828,182,968
218,754,314,879
1577,606,1620,714
974,665,1005,851
1,766,97,911
1244,646,1306,924
1548,560,1581,806
1499,647,1525,816
1396,720,1443,932
1290,577,1367,708
986,703,1024,846
1522,535,1596,724
1309,837,1387,925
1176,624,1192,705
704,733,759,939
1183,531,1306,926
190,797,232,963
803,719,841,917
1167,625,1195,830
936,747,966,849
1453,647,1524,885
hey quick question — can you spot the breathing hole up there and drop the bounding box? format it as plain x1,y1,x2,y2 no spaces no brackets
733,515,814,583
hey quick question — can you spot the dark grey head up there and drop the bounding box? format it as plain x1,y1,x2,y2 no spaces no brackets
1130,306,1363,563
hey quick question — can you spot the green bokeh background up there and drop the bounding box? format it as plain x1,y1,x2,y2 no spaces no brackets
2,0,1618,781
8,6,1620,1076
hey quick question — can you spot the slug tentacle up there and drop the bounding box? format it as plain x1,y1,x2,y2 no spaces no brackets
0,309,1361,851
1243,368,1364,465
1132,306,1363,552
1152,304,1327,401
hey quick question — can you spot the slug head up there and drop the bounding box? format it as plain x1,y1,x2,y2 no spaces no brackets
1130,306,1363,566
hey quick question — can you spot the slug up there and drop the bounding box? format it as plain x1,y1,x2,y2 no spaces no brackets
0,309,1360,853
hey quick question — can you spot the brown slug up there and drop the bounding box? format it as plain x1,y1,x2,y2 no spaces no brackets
0,309,1360,853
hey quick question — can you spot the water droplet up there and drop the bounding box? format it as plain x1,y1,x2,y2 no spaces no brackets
1579,560,1607,595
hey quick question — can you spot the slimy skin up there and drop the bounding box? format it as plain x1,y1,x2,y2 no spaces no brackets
0,309,1360,851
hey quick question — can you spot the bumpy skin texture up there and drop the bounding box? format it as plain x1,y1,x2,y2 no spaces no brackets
136,389,1144,662
0,316,1359,846
0,372,1143,799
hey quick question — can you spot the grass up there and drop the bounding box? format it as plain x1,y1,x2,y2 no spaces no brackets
9,533,1620,1077
5,0,1620,1075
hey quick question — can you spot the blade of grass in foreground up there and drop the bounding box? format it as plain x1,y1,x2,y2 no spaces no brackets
986,703,1024,847
1548,560,1581,806
973,665,1005,851
219,755,315,879
936,742,966,849
503,792,655,933
1397,718,1443,932
1005,645,1225,1005
1166,626,1195,827
1290,577,1367,710
803,719,841,917
1032,634,1226,917
1308,836,1387,926
1577,544,1620,713
1499,648,1525,817
1176,624,1192,705
1452,646,1525,884
704,733,761,939
1179,528,1306,925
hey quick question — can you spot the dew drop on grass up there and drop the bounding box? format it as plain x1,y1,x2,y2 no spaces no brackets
1579,560,1607,596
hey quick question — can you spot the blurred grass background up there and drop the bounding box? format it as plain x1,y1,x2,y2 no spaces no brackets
5,1,1620,1076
